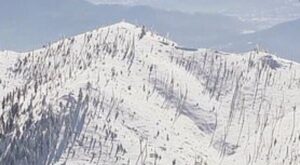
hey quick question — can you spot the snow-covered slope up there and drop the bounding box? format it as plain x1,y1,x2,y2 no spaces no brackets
0,22,299,165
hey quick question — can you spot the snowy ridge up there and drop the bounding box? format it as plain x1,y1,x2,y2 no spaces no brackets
0,22,300,165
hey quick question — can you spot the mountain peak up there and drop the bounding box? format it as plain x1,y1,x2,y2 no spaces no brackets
111,21,138,29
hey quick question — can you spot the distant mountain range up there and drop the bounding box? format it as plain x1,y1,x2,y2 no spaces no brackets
0,0,299,61
219,18,300,62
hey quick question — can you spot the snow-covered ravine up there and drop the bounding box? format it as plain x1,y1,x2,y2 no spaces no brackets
0,22,299,165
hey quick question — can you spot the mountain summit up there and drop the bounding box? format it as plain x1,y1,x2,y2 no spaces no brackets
0,22,299,165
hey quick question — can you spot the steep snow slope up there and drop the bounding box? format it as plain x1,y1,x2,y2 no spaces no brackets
0,22,300,165
0,51,21,99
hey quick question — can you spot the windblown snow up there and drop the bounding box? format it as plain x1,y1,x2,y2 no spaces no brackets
0,22,300,165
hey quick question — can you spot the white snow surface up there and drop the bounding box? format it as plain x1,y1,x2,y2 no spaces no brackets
0,22,300,165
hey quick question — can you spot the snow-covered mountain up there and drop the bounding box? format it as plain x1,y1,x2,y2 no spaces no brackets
0,22,300,165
